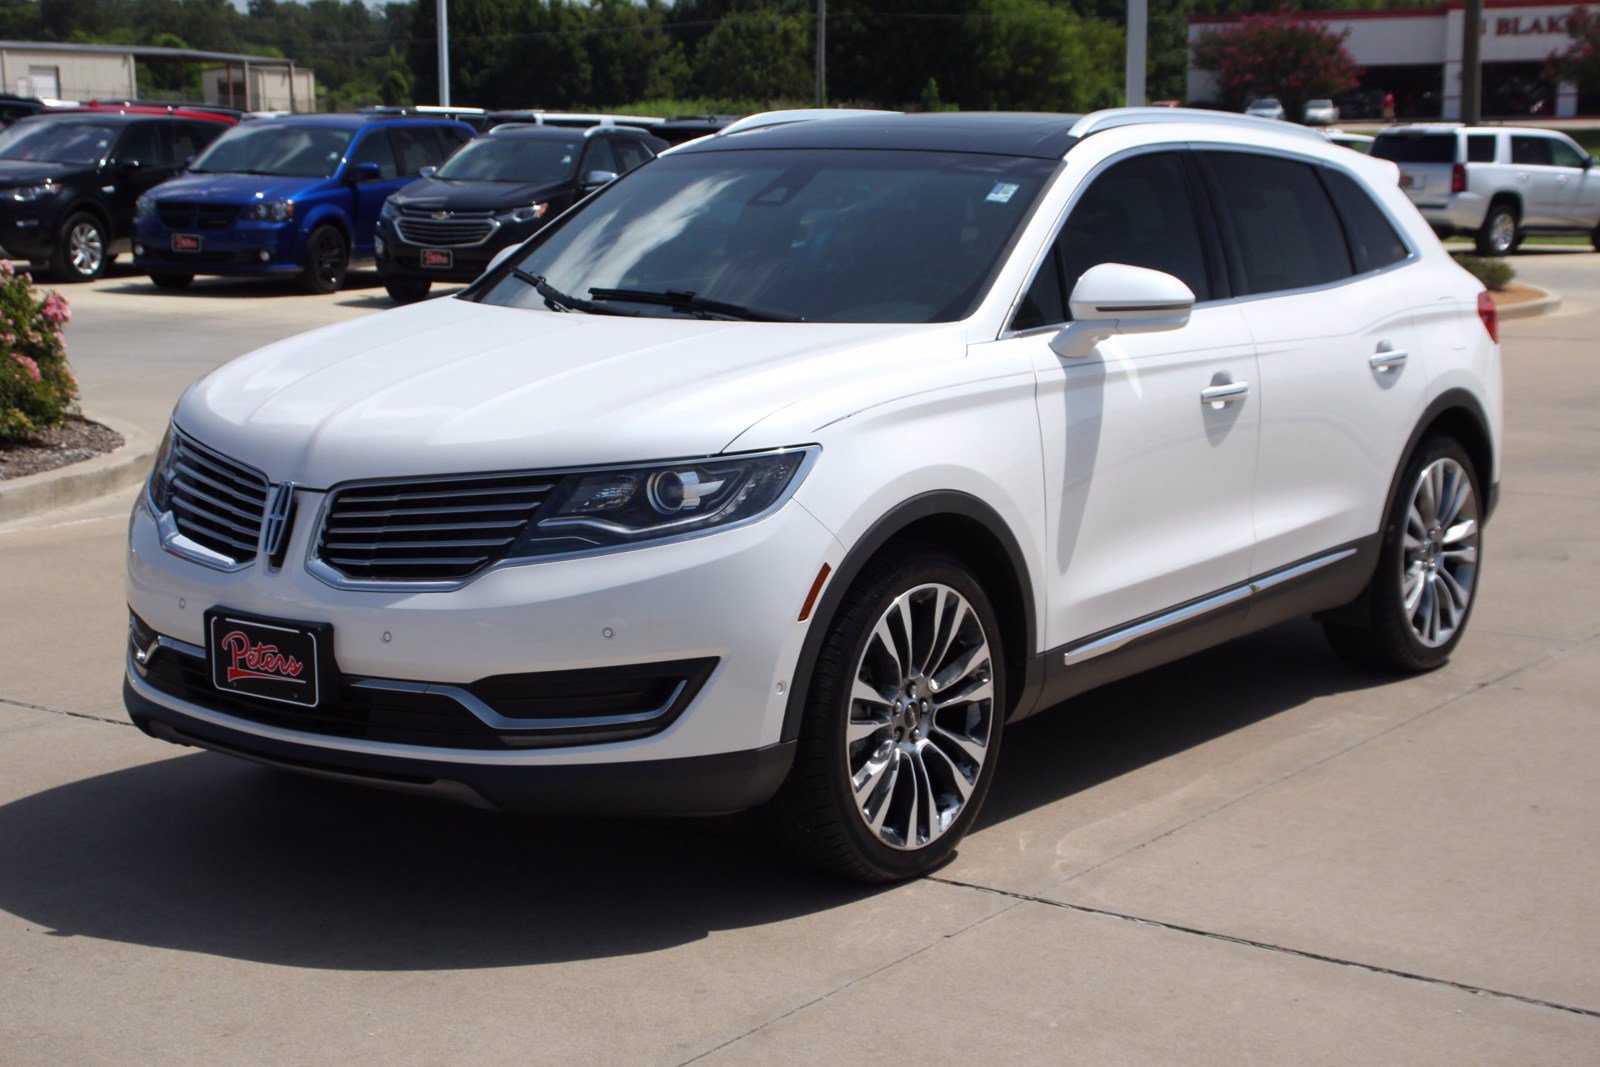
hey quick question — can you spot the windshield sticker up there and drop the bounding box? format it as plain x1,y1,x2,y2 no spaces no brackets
986,182,1020,204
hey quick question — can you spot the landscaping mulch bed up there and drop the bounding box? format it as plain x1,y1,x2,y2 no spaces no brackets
0,416,124,481
1489,283,1546,309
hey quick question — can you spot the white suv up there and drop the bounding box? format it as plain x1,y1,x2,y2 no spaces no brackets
1374,124,1600,254
125,109,1502,881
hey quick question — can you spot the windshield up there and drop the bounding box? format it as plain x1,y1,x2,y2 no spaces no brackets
0,121,117,165
436,136,580,182
1372,134,1457,164
191,124,353,177
475,149,1053,324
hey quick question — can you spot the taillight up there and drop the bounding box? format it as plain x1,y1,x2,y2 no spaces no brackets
1477,290,1498,343
1451,164,1468,194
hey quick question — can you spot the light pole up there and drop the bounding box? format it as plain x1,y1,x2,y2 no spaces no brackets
1460,0,1482,123
815,0,826,107
437,0,450,107
1125,0,1147,107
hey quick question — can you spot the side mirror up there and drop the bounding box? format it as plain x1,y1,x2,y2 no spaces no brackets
419,165,437,179
348,161,383,184
583,169,618,190
1586,155,1597,170
1049,263,1195,359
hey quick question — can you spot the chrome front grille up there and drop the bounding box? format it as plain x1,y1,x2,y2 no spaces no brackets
166,433,271,563
395,210,497,248
315,474,556,584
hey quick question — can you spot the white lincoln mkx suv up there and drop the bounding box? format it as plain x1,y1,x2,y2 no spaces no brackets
126,109,1502,881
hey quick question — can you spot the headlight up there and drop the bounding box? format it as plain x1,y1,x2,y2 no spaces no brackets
498,202,548,224
380,199,401,222
136,194,155,219
9,182,57,202
507,448,814,559
145,428,175,515
242,201,294,222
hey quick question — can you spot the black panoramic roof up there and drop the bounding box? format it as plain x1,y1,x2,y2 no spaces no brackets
681,112,1085,159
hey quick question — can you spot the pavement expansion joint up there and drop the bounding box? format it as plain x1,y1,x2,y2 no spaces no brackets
0,695,131,728
926,875,1600,1022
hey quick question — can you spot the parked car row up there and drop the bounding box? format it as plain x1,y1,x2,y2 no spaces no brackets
1243,97,1341,126
0,102,721,292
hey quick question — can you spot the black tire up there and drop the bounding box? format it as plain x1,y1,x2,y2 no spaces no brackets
1591,225,1599,252
1474,202,1520,256
49,211,109,282
299,225,349,294
384,279,432,304
765,545,1006,882
1323,436,1483,672
148,272,194,291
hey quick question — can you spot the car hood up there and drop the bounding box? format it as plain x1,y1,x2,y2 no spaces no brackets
389,176,569,213
175,296,964,487
0,159,90,186
151,171,321,204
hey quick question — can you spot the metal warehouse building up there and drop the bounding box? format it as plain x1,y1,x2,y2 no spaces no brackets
1187,0,1596,120
0,40,316,112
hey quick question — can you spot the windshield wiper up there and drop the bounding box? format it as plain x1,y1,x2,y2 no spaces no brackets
587,287,801,323
509,268,633,316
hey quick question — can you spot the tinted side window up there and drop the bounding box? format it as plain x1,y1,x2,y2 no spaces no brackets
1549,138,1588,168
613,138,650,173
1055,151,1211,306
1320,168,1408,274
1203,152,1352,295
1371,134,1456,164
350,130,398,179
116,122,168,167
1511,136,1553,166
582,138,619,176
389,128,442,175
1013,246,1065,331
1467,134,1497,163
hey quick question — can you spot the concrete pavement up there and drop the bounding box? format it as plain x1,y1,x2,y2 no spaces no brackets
1,251,1597,1063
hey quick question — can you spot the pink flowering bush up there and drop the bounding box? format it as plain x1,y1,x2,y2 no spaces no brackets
1547,8,1600,93
0,262,78,438
1191,8,1362,117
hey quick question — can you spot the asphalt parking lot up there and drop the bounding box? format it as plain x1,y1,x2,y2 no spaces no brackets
1,253,1598,1062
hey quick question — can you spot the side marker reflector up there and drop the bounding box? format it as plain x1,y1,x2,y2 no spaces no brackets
798,563,832,622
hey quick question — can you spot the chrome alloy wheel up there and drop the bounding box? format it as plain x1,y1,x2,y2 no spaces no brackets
846,583,995,851
1488,212,1516,254
69,220,105,276
1402,457,1479,648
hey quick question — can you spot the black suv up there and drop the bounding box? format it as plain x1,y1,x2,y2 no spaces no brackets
374,124,665,303
0,108,232,281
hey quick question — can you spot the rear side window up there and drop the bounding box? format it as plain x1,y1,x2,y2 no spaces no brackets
1466,134,1497,163
1510,136,1553,166
1372,134,1457,164
1320,168,1409,274
1202,152,1352,295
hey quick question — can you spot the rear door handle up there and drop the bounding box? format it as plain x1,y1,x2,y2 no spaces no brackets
1369,346,1409,372
1200,381,1250,408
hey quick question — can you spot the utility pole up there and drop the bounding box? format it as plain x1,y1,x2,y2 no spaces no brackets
437,0,451,107
815,0,826,107
1125,0,1147,107
1460,0,1482,123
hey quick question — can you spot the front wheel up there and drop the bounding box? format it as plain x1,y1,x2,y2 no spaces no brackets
1323,436,1483,672
384,279,431,304
299,225,349,294
1591,224,1599,252
766,546,1005,882
50,212,109,282
148,272,193,291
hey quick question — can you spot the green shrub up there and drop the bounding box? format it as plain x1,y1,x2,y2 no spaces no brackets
1452,253,1516,292
0,264,77,439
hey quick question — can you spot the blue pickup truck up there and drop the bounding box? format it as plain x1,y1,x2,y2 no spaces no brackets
133,113,472,293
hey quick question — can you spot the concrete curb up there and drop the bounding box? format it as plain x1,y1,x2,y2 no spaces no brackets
1497,283,1562,322
0,412,155,524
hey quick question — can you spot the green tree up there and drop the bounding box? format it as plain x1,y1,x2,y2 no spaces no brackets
692,10,812,101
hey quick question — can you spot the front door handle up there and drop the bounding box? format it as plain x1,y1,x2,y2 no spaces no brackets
1370,345,1409,373
1200,380,1250,408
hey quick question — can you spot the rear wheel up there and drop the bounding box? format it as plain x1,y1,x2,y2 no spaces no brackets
1475,203,1520,256
1324,436,1482,672
1591,224,1599,252
384,279,432,304
767,547,1004,882
148,272,193,291
299,226,348,294
50,212,108,282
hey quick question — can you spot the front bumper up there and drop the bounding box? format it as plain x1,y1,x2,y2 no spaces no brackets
125,489,840,810
133,217,305,275
375,220,535,284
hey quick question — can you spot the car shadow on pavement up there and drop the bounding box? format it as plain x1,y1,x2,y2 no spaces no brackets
0,618,1394,972
94,267,387,299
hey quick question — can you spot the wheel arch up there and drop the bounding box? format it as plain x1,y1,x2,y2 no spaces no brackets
1485,191,1522,219
299,208,352,251
57,198,113,241
780,491,1039,743
1395,389,1497,524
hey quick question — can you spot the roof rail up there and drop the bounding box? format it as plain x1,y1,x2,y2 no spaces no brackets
1069,107,1332,145
717,108,898,138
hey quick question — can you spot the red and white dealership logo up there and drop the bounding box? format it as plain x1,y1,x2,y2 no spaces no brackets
219,630,306,685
